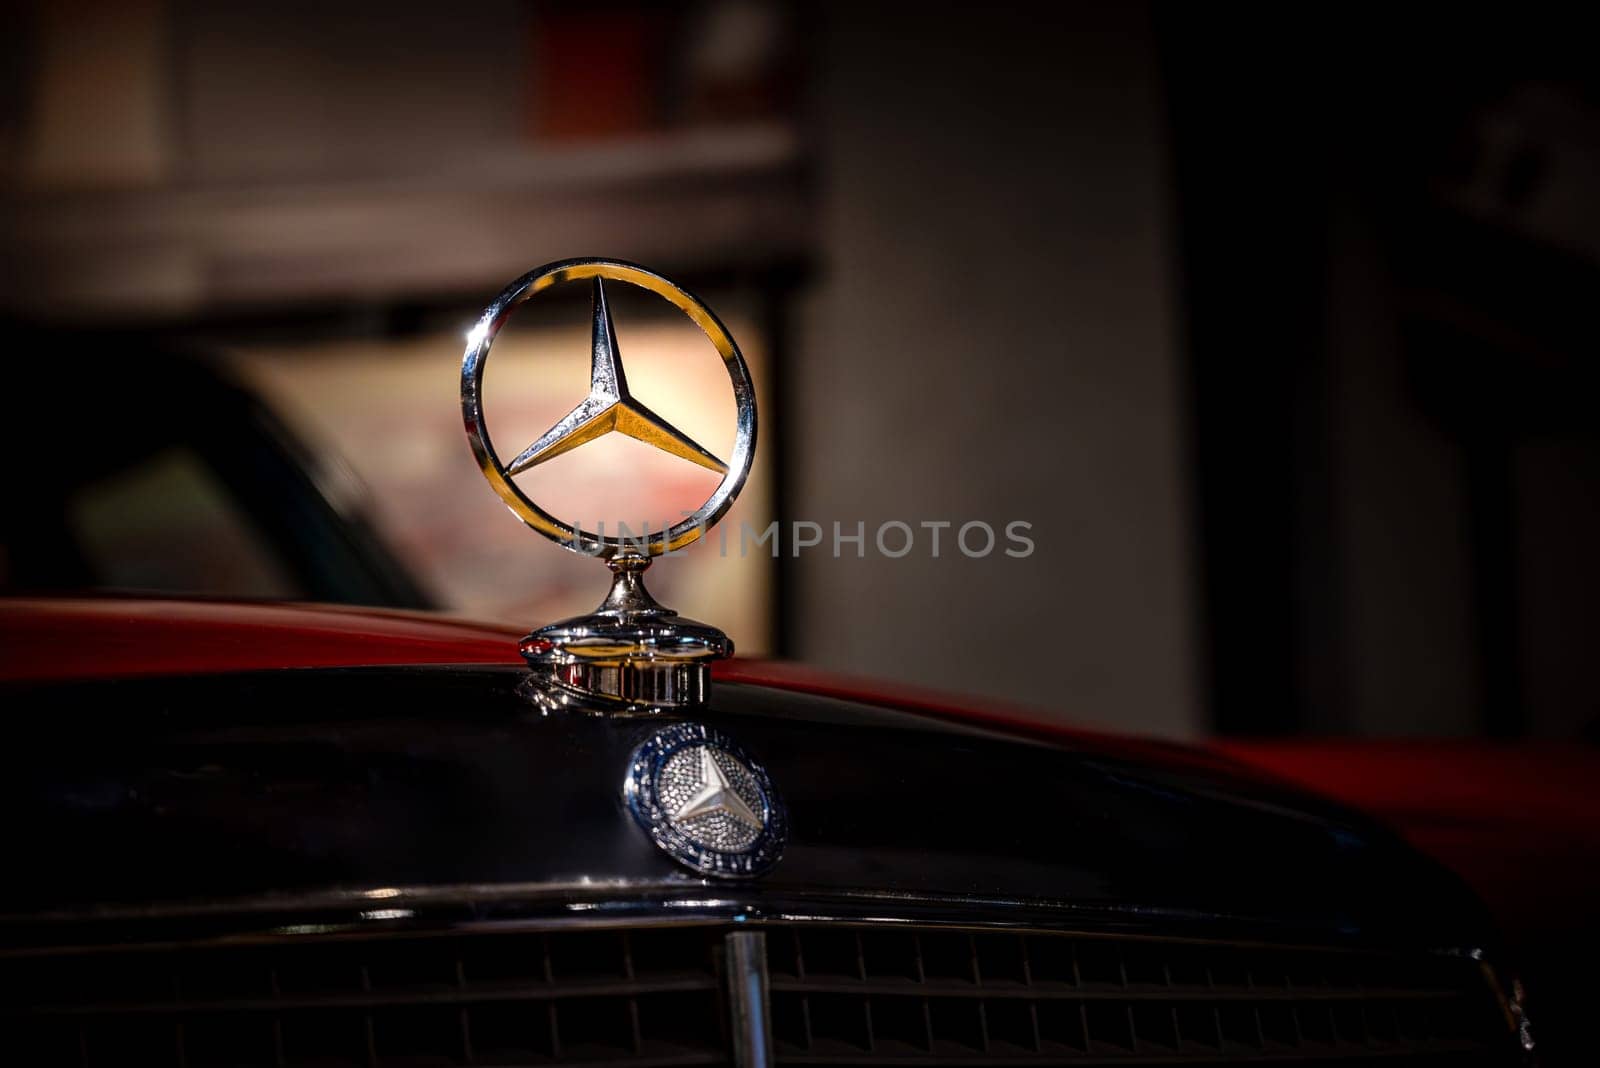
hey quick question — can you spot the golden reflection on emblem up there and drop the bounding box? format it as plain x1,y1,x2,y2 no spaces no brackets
461,259,756,559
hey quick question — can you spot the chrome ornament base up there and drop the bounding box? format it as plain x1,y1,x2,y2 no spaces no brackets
520,554,733,709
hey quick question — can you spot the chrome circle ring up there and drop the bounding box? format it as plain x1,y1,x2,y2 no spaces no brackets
460,258,757,558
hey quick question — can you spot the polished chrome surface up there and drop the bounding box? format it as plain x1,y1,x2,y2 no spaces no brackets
624,722,787,879
521,554,733,708
460,257,756,559
506,277,729,477
461,258,755,708
724,930,773,1068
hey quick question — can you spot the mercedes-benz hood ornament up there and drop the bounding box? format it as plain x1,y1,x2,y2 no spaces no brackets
460,258,756,710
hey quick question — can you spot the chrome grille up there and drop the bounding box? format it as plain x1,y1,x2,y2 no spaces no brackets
768,928,1511,1065
1,924,1516,1067
5,927,730,1068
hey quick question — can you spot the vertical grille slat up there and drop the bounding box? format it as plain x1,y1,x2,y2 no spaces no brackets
1,923,1517,1067
623,932,645,1058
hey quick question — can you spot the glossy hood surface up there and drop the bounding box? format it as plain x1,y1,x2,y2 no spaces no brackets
0,603,1494,954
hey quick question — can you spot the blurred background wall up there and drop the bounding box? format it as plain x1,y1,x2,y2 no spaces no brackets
1,1,1595,740
793,3,1198,734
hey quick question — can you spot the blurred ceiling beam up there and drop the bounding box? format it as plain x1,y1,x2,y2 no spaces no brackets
0,122,811,322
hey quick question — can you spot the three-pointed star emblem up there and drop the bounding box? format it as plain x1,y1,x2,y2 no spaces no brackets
674,747,763,830
505,278,729,477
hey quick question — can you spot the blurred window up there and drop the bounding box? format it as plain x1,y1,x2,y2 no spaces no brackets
67,446,304,600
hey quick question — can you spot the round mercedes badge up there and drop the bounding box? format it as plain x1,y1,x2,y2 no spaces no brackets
624,723,786,878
